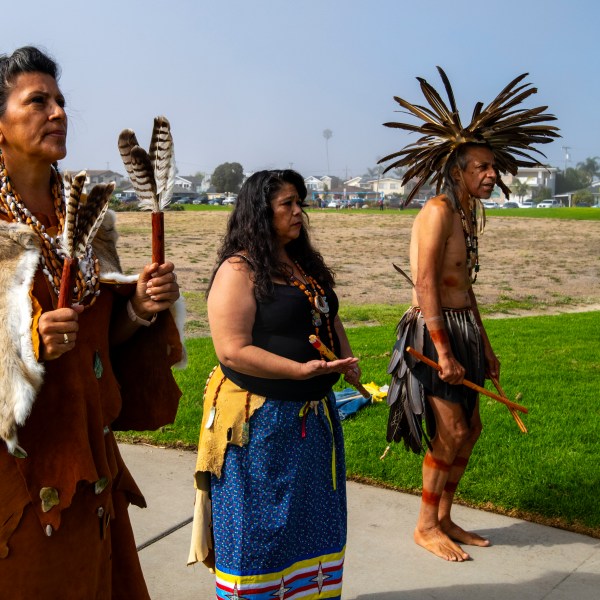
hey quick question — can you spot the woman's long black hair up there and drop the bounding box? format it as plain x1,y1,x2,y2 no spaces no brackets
207,169,335,301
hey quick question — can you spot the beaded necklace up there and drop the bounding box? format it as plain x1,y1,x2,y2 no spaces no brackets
286,261,335,352
457,197,480,283
0,155,101,306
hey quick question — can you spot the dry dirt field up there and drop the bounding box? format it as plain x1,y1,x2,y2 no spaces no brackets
114,210,600,335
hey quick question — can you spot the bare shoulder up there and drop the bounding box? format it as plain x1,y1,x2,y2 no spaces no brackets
415,194,455,231
211,255,254,294
222,253,253,273
421,194,454,217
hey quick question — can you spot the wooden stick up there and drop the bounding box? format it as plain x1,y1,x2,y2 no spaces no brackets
152,211,165,265
309,334,337,361
491,377,528,433
57,257,78,309
309,335,372,400
405,346,528,414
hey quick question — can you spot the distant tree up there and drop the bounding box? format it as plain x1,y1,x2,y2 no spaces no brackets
532,186,552,201
576,157,600,185
556,168,590,194
329,175,342,189
211,162,244,193
510,179,530,201
572,189,594,206
192,171,205,185
363,166,383,179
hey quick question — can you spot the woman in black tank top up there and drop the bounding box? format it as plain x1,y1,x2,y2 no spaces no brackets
192,170,359,599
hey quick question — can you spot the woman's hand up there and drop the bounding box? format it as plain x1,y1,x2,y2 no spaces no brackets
297,356,359,380
343,363,362,386
130,261,180,320
38,305,84,360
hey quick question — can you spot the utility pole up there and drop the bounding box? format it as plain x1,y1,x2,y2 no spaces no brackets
562,146,571,173
323,129,333,175
562,146,572,206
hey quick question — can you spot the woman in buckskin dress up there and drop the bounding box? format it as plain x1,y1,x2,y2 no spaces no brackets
0,46,185,599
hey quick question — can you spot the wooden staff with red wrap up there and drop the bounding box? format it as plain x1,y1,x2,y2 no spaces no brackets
118,116,175,265
309,335,372,400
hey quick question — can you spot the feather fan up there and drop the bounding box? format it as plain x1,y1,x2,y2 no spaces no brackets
379,67,560,206
118,116,176,264
58,173,113,308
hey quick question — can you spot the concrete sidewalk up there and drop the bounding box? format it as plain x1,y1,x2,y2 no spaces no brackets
121,444,600,599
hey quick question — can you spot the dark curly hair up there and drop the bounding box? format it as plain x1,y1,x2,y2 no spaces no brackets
0,46,60,117
207,169,335,301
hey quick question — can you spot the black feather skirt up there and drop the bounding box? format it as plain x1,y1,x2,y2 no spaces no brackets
386,306,485,454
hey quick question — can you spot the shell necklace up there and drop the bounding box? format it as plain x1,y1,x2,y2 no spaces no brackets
457,197,480,283
286,261,335,351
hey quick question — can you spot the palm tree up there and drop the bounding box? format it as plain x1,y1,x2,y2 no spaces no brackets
364,166,380,178
510,178,530,201
323,129,333,174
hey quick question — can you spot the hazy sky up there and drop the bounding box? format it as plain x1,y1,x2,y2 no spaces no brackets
4,0,598,179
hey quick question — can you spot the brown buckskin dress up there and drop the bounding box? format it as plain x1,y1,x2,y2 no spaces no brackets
0,212,184,600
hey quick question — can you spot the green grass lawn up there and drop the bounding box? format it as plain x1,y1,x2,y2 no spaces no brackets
118,310,600,536
484,207,600,220
183,204,600,221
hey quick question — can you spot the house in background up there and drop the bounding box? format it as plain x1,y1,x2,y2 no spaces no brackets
177,175,206,193
343,176,363,188
64,169,127,191
500,167,557,201
304,175,334,192
366,176,404,198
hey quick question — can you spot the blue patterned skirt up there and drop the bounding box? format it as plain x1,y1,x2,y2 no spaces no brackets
211,393,347,599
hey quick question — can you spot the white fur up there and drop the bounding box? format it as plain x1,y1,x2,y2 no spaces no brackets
0,224,45,454
99,271,139,284
170,296,187,369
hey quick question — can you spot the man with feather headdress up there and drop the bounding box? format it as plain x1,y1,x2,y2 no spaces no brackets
381,68,558,561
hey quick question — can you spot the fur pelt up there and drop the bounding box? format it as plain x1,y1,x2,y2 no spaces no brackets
0,210,186,455
0,222,45,456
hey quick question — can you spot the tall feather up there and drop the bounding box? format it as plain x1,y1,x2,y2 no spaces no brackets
130,146,157,210
73,183,114,254
149,116,176,211
118,130,142,189
61,171,86,257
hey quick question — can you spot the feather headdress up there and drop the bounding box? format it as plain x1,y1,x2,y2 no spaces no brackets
378,67,560,206
118,116,176,264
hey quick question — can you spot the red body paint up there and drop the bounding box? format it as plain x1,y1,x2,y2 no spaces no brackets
428,328,449,345
443,275,458,287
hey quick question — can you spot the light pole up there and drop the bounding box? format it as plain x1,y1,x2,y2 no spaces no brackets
323,129,332,175
562,146,571,206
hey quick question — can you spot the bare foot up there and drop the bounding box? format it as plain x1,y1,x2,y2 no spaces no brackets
441,519,491,547
414,526,470,562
